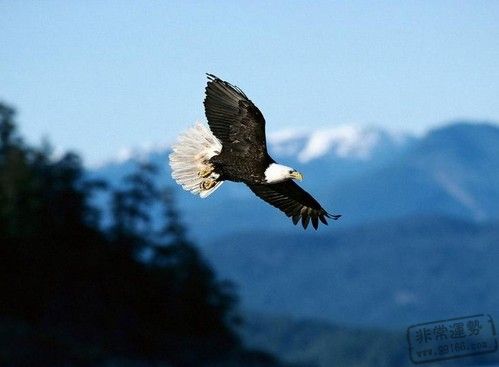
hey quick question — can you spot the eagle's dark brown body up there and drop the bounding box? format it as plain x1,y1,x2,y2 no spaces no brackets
210,152,273,184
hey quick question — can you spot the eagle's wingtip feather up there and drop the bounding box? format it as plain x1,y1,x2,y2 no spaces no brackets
206,73,221,83
311,216,319,230
326,212,342,220
301,215,310,229
319,215,328,225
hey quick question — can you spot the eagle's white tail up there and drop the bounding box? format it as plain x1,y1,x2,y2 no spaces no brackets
169,123,224,198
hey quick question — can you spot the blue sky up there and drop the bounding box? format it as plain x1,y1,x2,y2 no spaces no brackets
1,1,498,166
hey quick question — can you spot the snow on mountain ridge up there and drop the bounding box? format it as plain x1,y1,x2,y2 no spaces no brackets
89,140,172,169
92,125,409,168
300,126,378,162
268,125,398,163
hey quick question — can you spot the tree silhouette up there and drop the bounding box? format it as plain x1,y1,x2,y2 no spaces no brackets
0,101,282,366
159,187,188,245
111,162,159,243
0,103,20,157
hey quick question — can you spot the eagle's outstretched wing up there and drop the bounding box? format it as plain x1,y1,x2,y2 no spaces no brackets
247,181,341,229
204,74,267,158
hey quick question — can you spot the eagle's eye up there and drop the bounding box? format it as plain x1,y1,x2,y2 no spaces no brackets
289,170,293,174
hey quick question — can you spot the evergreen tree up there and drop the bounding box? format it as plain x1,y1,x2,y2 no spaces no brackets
159,186,188,245
0,103,20,159
110,162,159,242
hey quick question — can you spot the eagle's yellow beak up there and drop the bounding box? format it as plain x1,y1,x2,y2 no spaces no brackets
291,171,303,181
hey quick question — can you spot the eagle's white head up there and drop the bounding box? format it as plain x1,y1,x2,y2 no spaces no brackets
264,163,304,184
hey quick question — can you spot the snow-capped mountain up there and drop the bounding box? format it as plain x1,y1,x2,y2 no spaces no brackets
89,121,499,240
268,125,410,163
92,124,413,169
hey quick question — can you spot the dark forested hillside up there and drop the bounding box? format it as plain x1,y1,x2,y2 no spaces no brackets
0,102,283,366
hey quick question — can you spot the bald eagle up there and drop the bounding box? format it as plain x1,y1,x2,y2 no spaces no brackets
169,74,341,229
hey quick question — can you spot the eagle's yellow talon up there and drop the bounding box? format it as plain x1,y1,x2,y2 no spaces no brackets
197,164,214,178
200,178,217,190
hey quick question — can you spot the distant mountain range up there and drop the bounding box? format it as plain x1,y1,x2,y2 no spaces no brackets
90,121,499,329
91,120,499,239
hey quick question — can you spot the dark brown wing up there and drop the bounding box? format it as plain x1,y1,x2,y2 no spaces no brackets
204,74,267,158
247,181,341,230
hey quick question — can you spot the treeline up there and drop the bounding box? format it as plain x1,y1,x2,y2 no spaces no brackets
0,103,281,367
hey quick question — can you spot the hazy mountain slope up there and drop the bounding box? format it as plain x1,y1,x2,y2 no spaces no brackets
333,122,499,226
203,215,499,328
240,313,499,367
